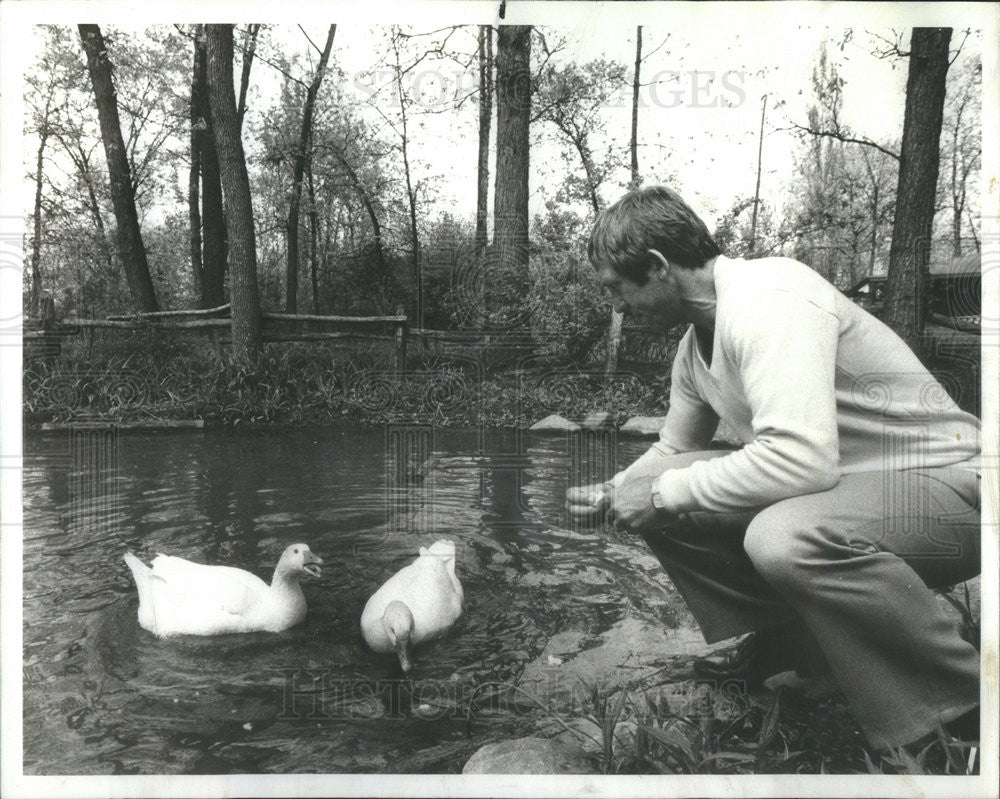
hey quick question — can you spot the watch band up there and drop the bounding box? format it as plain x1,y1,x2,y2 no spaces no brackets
650,483,666,510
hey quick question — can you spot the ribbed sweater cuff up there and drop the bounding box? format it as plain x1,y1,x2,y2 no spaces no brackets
654,468,699,515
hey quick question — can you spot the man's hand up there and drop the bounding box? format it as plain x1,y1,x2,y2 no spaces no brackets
607,474,675,534
566,482,613,521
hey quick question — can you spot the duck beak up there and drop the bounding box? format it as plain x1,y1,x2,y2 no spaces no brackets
395,639,413,673
303,553,323,579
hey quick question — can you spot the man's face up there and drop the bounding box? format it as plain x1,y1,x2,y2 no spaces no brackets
596,259,682,332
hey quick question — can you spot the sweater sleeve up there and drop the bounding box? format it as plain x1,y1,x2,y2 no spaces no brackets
611,330,719,488
653,289,841,513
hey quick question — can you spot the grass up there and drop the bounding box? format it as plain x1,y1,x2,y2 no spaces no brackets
24,335,667,429
465,651,981,776
580,680,975,775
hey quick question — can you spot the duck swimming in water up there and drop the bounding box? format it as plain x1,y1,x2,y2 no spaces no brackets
123,544,322,637
360,539,463,672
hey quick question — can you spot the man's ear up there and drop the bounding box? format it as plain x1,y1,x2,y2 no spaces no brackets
647,249,671,280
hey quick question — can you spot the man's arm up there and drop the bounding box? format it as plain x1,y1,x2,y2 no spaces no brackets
567,330,718,522
651,289,841,515
610,330,719,489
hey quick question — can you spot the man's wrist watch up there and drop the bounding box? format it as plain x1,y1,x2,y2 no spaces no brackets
650,482,667,510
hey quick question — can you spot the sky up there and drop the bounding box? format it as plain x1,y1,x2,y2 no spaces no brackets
3,1,989,237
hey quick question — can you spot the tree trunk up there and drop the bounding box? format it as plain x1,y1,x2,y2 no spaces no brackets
30,127,48,318
71,146,116,275
883,27,951,353
476,25,493,258
327,146,387,272
611,25,644,376
562,131,600,216
949,109,964,257
492,25,531,279
197,26,227,308
286,24,336,313
189,31,204,304
236,23,260,132
78,24,159,312
307,166,321,314
205,23,261,361
869,182,880,273
629,26,642,188
390,31,422,326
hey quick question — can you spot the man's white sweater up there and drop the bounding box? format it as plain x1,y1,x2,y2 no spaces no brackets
613,255,981,515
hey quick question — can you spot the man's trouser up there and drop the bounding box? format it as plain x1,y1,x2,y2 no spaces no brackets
635,450,981,750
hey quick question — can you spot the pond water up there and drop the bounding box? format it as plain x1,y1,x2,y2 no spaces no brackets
22,426,699,774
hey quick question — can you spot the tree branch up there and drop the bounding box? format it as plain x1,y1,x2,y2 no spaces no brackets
781,121,899,160
298,24,324,56
948,28,972,67
640,33,670,63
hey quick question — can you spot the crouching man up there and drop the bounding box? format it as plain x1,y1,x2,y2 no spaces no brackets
567,186,981,751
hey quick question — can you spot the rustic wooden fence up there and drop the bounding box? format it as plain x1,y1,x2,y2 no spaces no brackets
23,302,540,373
24,303,414,373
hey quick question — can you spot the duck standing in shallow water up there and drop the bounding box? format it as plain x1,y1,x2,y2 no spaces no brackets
361,539,463,672
123,544,323,637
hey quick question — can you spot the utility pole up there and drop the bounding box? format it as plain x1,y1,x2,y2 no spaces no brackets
749,94,767,256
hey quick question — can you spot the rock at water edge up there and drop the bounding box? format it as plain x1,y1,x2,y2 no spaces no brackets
529,415,581,432
462,737,596,774
619,416,665,437
581,411,612,429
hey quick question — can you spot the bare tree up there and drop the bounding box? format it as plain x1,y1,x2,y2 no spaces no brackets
206,23,262,360
493,25,532,302
25,68,59,317
236,24,261,132
629,26,642,188
285,24,336,313
190,25,227,308
78,24,159,312
387,27,426,325
476,25,493,258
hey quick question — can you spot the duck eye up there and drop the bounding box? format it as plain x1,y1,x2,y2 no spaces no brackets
293,548,299,554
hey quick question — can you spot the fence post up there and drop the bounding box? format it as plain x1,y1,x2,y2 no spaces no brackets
395,305,408,375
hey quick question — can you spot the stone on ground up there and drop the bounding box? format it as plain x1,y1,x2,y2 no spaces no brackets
517,616,715,713
462,737,596,774
581,411,612,429
529,414,581,432
619,416,665,437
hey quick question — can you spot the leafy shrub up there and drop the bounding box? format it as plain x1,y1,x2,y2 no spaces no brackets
528,206,610,365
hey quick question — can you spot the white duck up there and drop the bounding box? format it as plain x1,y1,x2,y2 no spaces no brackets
361,539,464,672
123,544,323,637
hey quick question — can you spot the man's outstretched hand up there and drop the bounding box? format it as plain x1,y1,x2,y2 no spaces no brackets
607,474,674,533
565,482,613,521
566,477,674,534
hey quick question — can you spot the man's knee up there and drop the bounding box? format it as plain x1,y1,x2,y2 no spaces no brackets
743,504,820,589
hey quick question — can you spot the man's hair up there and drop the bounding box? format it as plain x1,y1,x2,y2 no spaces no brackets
588,185,721,284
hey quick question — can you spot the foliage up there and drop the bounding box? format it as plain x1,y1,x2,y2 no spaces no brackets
713,197,789,259
525,204,609,365
536,674,979,776
533,58,629,213
787,43,898,289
